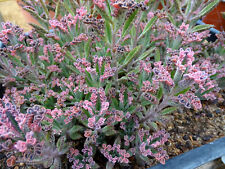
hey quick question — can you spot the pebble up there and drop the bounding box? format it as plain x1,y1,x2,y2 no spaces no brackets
185,117,191,121
165,141,170,146
215,109,221,114
202,135,211,142
192,135,198,141
185,141,192,149
206,112,213,118
183,135,189,140
175,143,182,149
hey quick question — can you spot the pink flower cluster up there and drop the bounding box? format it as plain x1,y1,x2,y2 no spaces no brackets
100,63,116,82
141,80,159,93
140,60,152,74
71,33,89,45
163,22,210,45
153,61,174,86
139,129,169,164
68,146,95,169
93,0,106,10
76,7,87,20
87,116,105,130
64,106,82,124
47,65,62,73
74,58,91,73
124,135,135,146
178,92,202,110
100,144,131,164
14,131,37,152
170,48,195,72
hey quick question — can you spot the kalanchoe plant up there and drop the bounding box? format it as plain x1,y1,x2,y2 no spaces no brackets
0,0,225,168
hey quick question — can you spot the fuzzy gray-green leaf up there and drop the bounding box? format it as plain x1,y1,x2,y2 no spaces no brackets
122,9,138,38
198,0,220,18
160,107,177,115
192,24,214,32
139,16,157,39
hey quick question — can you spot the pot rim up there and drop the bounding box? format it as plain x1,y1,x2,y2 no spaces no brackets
148,136,225,169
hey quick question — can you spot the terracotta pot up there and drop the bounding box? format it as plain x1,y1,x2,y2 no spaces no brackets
202,1,225,31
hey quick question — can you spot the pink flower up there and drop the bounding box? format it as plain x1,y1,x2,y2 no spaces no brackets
84,130,92,138
93,0,106,9
47,65,62,73
88,116,96,129
25,131,37,145
14,140,27,152
39,55,49,62
76,7,87,20
147,12,154,19
100,102,109,114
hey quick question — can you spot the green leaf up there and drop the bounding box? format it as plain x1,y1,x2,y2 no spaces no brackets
102,126,117,136
112,98,119,109
156,85,163,100
43,158,54,168
67,125,85,140
155,48,160,62
105,20,112,43
141,100,151,106
160,107,177,115
41,120,50,126
40,0,49,18
55,0,61,19
192,24,214,32
56,136,66,149
50,158,61,169
175,0,182,15
185,0,192,16
127,105,136,113
150,122,158,130
44,96,56,109
7,55,24,67
105,83,112,95
85,39,92,58
198,0,220,18
105,0,112,18
123,45,141,66
167,13,176,25
200,87,215,96
63,0,75,16
6,110,24,138
69,133,83,140
135,47,155,62
85,70,96,87
96,6,113,24
122,9,138,38
53,119,62,131
69,125,84,134
29,23,48,35
106,161,115,169
175,87,191,96
139,16,157,39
